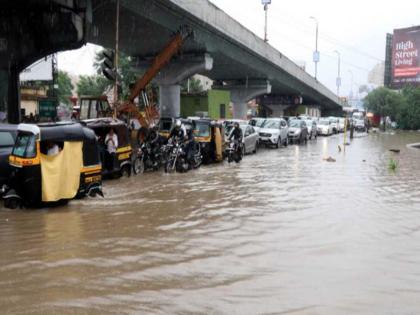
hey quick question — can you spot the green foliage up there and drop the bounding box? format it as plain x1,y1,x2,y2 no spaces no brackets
388,158,398,171
76,75,109,97
364,86,420,130
364,87,403,120
181,77,204,94
57,71,74,105
93,49,137,100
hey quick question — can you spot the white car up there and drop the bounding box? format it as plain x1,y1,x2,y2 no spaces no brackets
328,117,339,134
305,119,318,139
317,118,334,136
258,118,289,148
248,117,266,134
338,118,346,132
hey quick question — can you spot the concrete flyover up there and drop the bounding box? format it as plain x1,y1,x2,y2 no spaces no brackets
1,0,343,122
88,0,343,118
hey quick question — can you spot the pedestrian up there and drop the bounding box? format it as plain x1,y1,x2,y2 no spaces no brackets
105,128,118,170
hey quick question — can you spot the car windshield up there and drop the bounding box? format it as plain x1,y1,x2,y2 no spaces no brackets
251,119,265,127
194,122,210,137
0,131,15,148
289,120,301,128
262,120,280,129
318,120,330,126
305,120,313,126
12,133,36,158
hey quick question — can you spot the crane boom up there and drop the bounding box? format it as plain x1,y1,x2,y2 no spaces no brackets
128,25,193,103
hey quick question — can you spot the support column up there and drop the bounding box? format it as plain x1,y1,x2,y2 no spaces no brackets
7,66,21,124
159,85,181,118
155,54,213,118
214,80,272,119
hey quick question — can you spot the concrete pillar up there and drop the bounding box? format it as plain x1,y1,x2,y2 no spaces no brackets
155,54,213,118
215,80,272,119
159,85,181,117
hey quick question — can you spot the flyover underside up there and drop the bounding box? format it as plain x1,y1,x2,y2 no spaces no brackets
88,0,341,110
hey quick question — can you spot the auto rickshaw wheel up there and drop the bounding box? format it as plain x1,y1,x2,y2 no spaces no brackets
121,165,132,178
4,197,22,210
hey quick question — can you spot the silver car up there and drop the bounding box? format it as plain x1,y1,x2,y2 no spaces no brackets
305,119,318,139
240,124,259,154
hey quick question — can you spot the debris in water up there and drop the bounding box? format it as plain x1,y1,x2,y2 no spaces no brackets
389,149,400,153
323,157,336,162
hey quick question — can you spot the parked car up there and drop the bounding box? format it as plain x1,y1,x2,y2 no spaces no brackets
0,124,17,195
225,123,259,155
338,118,346,132
258,118,289,148
305,119,318,139
248,117,266,134
317,119,334,136
328,117,339,134
240,124,259,154
354,119,367,132
288,119,309,144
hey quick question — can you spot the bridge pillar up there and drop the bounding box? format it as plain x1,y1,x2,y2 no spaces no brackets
155,53,213,117
214,80,272,119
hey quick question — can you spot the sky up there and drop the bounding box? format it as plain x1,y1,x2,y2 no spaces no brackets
57,0,420,98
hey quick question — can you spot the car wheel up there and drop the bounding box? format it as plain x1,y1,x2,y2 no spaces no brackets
274,137,279,149
253,142,258,154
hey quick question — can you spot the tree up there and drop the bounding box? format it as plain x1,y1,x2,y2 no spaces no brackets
57,71,74,105
364,87,403,120
76,75,110,97
397,87,420,130
181,77,204,93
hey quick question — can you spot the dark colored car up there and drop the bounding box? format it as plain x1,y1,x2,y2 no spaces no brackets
0,124,18,192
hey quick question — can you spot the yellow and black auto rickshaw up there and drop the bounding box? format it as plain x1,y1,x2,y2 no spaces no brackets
191,119,225,164
83,118,133,178
2,122,103,209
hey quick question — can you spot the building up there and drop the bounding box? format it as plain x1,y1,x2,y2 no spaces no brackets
20,84,49,117
181,90,231,120
368,62,385,86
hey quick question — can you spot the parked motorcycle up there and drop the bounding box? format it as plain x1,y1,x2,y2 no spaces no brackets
133,142,162,174
226,140,243,163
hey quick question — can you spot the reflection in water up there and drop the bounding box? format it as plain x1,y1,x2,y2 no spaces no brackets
1,132,420,314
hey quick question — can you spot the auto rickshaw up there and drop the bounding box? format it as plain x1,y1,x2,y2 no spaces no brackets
2,122,103,209
83,118,133,178
190,118,225,164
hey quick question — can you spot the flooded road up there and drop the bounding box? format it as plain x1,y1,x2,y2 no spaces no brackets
1,131,420,314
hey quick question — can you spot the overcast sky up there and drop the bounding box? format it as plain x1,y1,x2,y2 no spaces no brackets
57,0,420,98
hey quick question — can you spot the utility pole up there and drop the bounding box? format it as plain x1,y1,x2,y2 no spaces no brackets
310,16,319,80
262,0,271,43
334,50,341,96
113,0,120,109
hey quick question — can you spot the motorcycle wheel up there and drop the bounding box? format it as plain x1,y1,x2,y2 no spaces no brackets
133,157,144,174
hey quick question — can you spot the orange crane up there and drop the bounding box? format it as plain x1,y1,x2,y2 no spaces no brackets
118,25,193,128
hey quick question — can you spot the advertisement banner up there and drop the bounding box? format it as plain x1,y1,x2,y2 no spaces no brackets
392,26,420,88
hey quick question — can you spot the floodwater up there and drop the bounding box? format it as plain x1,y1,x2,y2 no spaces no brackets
1,131,420,315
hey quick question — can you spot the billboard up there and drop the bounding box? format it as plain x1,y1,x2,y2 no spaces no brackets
391,26,420,88
20,55,53,82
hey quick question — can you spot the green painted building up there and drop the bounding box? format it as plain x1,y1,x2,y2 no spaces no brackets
181,90,231,119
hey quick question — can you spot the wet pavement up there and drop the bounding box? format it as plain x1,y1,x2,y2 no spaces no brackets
1,131,420,314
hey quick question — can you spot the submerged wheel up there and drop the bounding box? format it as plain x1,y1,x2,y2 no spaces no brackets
133,158,144,175
121,165,131,178
4,197,21,210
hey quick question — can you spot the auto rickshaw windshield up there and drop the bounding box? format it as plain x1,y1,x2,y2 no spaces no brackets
194,122,211,137
12,133,36,158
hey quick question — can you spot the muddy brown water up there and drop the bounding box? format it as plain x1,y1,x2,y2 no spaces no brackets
1,131,420,314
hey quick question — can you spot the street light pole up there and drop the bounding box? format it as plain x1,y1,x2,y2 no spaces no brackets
309,16,319,80
348,70,354,100
262,0,271,43
334,50,341,96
